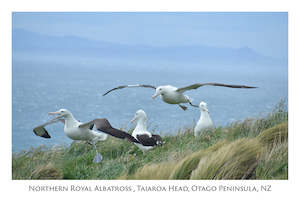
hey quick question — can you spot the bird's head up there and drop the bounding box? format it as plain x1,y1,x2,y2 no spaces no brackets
152,86,166,99
199,102,209,112
130,109,147,123
48,108,72,119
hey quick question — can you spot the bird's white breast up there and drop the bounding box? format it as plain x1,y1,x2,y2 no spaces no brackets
64,121,91,141
194,112,214,136
161,86,188,104
64,126,85,140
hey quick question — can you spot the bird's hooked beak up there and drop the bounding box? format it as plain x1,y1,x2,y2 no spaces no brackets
152,92,159,99
130,116,137,123
48,111,64,120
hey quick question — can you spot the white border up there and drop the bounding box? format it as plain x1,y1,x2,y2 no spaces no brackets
2,0,299,199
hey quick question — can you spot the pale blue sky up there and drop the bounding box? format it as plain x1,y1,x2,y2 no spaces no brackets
12,12,288,59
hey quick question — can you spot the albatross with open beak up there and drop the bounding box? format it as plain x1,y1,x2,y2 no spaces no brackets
33,109,140,163
103,83,257,110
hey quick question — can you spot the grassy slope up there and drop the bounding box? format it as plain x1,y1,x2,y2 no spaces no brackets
12,101,288,180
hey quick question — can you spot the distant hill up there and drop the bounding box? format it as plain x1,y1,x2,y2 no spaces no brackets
12,28,285,66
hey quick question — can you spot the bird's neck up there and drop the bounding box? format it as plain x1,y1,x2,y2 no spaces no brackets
135,119,147,132
64,114,78,128
200,110,210,120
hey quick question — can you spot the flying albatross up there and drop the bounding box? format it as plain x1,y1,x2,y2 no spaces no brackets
194,101,214,137
33,109,141,163
103,83,257,110
130,109,163,152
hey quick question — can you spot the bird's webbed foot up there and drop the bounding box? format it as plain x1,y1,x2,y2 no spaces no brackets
178,104,188,111
93,152,103,163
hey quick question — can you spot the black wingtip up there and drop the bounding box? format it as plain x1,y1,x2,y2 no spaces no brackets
103,90,113,96
238,85,258,89
42,132,51,138
33,127,51,139
41,129,51,138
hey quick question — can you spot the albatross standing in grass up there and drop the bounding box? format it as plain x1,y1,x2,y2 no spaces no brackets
103,83,257,110
194,101,214,137
130,109,163,152
33,109,140,163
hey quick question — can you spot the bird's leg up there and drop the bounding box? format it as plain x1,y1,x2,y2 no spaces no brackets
92,142,102,163
178,104,188,111
189,102,199,107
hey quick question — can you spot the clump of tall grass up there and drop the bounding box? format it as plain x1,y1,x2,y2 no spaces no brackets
190,138,261,179
12,146,64,179
256,140,288,179
256,122,288,179
31,163,63,179
257,122,288,147
120,162,177,180
169,141,229,179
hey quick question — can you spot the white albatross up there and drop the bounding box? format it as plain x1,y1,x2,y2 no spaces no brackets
103,83,257,110
130,109,163,152
194,102,214,137
33,109,141,163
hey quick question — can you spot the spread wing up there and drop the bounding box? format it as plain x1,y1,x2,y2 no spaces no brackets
33,119,65,139
103,84,156,96
136,134,163,146
80,118,140,143
176,83,257,93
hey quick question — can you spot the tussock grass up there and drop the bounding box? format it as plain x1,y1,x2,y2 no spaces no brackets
257,122,288,147
256,121,288,179
190,138,261,179
12,100,288,180
31,163,63,179
121,162,177,180
169,141,229,179
12,146,65,179
256,140,288,179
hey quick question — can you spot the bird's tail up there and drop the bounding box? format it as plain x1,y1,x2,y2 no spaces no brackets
152,134,164,146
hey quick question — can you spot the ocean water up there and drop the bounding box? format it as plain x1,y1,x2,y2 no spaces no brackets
12,60,288,152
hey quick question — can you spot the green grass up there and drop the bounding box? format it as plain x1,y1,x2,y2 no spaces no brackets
12,100,288,180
